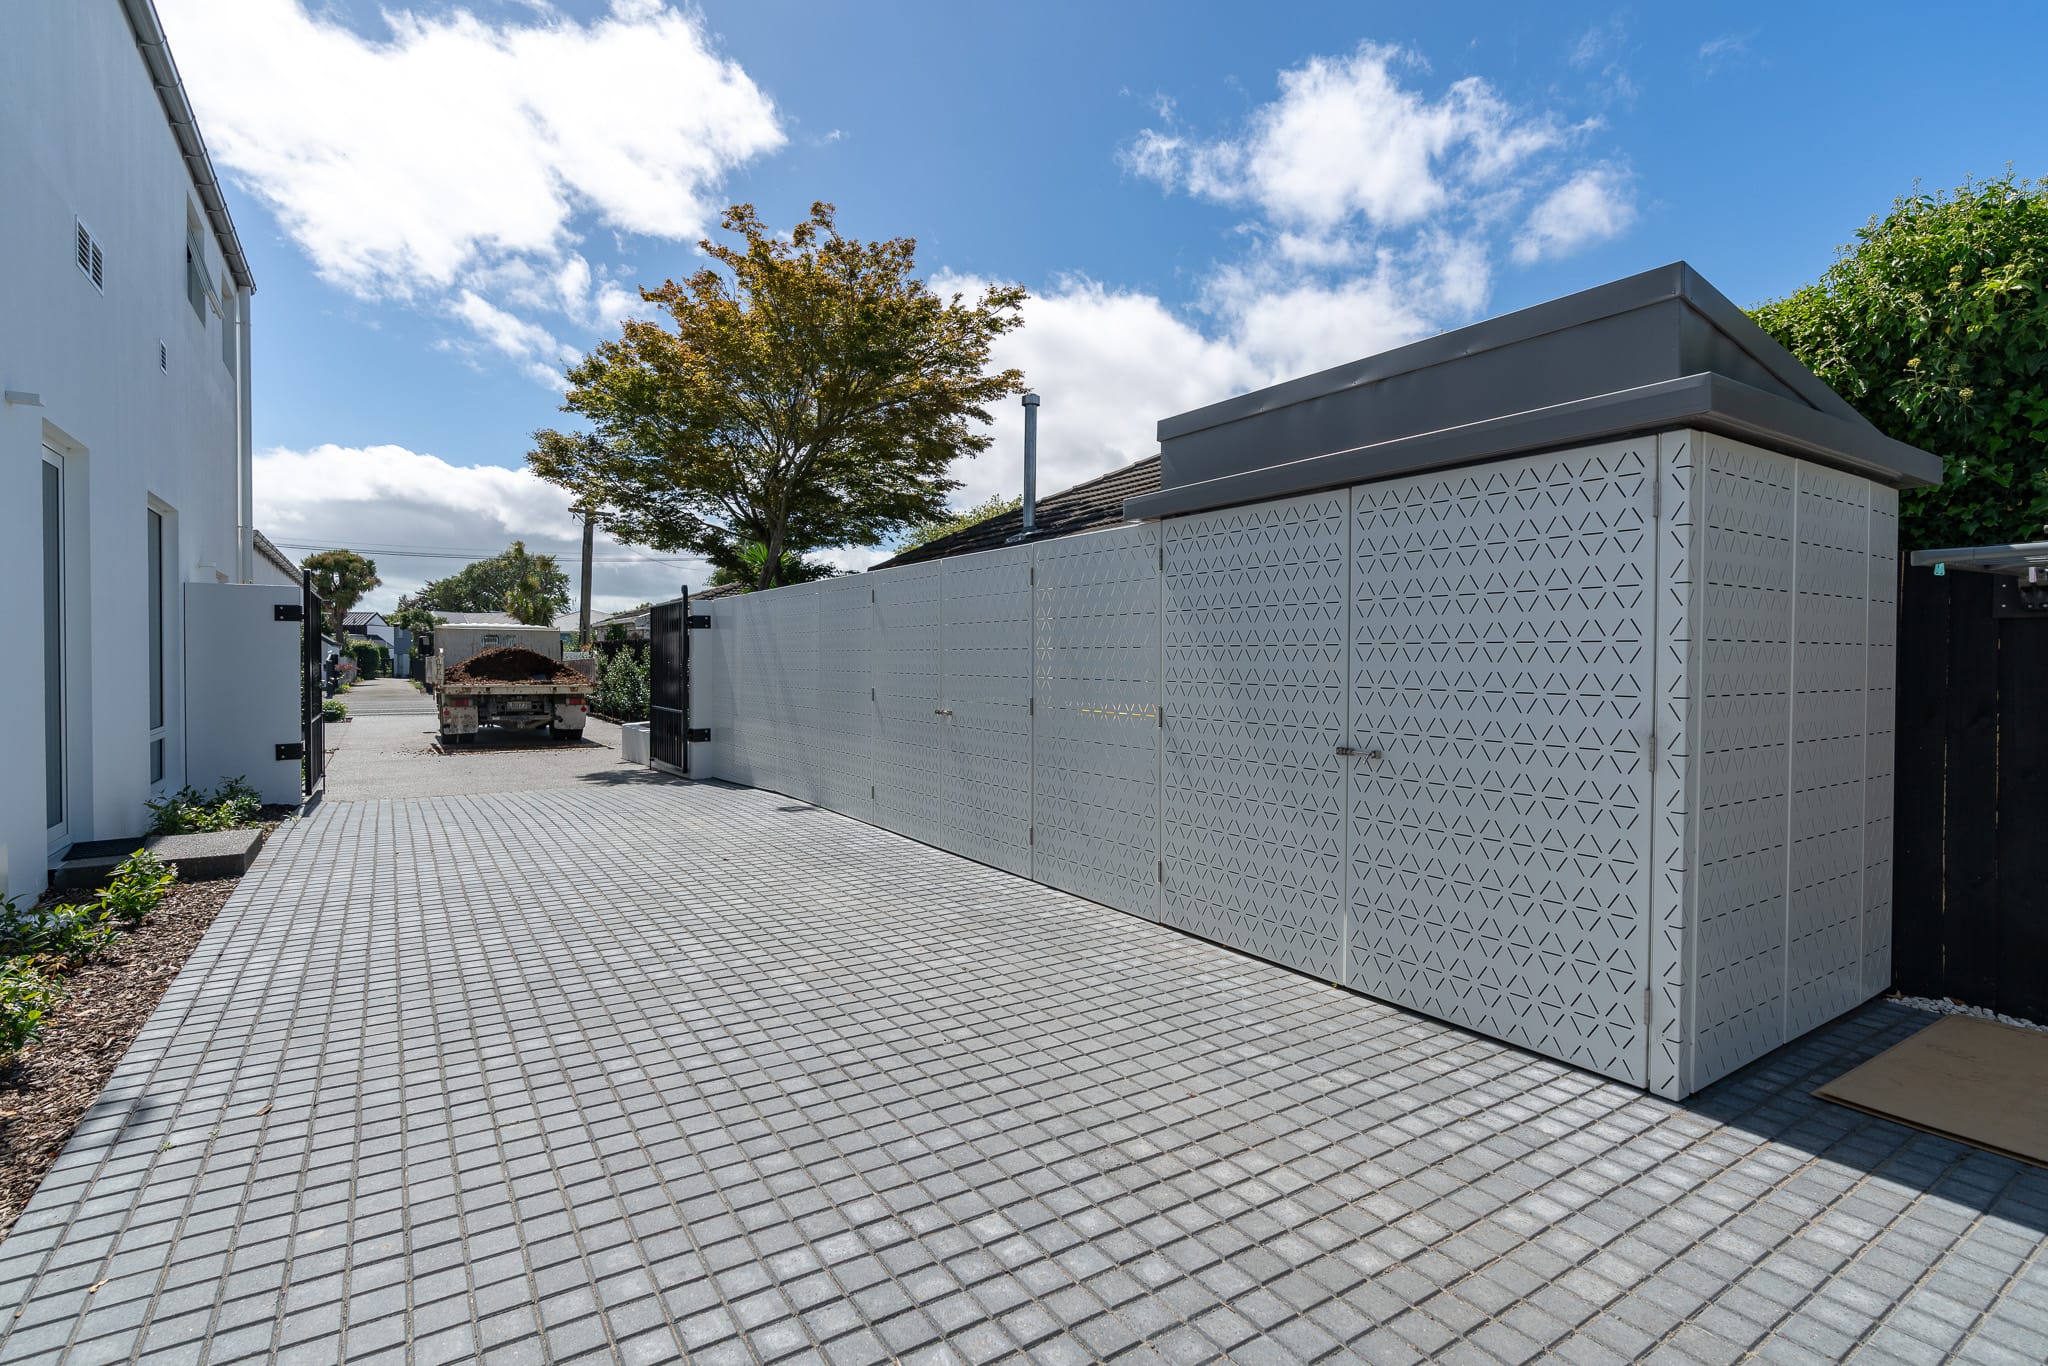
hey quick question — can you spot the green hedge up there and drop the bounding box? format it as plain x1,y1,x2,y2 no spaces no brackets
349,639,392,680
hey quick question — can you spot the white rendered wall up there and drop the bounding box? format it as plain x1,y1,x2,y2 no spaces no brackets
691,432,1901,1098
1,2,254,895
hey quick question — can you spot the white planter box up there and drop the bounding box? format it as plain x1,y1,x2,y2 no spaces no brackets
620,721,650,766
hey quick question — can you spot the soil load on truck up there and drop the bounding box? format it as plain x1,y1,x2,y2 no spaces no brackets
443,647,583,688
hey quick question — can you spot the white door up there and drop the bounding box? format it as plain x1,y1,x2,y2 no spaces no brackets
41,451,68,853
1161,491,1351,980
1346,443,1659,1086
937,547,1033,876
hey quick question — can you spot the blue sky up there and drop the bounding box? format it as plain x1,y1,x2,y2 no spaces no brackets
158,0,2048,610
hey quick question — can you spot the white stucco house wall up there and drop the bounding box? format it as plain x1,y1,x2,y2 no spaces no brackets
1,0,258,897
252,530,302,590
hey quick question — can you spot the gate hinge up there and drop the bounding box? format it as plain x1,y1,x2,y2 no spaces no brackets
1029,827,1034,846
1157,708,1163,728
275,742,305,761
1157,859,1164,883
686,615,711,629
870,686,876,701
1646,731,1658,769
1651,477,1662,520
687,728,711,742
274,604,304,622
1028,697,1034,716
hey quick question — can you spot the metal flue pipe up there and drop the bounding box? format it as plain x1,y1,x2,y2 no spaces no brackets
1021,392,1040,535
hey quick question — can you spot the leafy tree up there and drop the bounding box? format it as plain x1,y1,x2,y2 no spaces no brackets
300,549,381,644
899,493,1023,552
414,541,571,619
705,541,836,589
387,604,441,642
529,201,1027,590
1750,173,2048,548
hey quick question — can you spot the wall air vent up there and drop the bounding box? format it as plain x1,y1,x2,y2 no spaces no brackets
75,220,104,291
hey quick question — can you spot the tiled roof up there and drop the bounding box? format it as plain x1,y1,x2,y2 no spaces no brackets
875,455,1160,568
432,611,519,625
252,529,301,584
341,610,383,627
691,582,748,600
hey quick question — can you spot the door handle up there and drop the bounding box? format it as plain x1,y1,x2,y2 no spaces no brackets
934,708,953,716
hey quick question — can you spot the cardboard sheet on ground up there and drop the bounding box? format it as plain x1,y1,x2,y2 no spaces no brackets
1813,1015,2048,1167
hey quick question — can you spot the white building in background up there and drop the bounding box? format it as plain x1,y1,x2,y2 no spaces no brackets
1,0,259,898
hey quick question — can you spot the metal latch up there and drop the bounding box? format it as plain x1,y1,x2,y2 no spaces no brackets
1335,745,1384,760
934,708,954,716
274,604,304,622
686,728,711,742
686,615,712,629
275,742,305,760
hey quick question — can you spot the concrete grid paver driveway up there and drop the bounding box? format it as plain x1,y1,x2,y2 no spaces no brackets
1,782,2044,1364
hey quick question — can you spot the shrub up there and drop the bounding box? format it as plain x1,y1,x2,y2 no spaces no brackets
348,640,391,680
0,897,117,965
595,648,650,721
322,698,349,721
100,850,176,926
148,777,261,835
0,959,60,1056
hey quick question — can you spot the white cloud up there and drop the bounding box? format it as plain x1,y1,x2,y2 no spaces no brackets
158,0,780,375
254,443,710,612
1125,43,1565,238
1512,165,1637,264
1697,33,1755,76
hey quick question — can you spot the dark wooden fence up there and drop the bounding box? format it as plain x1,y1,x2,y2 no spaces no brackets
1893,566,2048,1023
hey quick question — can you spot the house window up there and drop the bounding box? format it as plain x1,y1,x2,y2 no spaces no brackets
43,452,67,841
184,216,217,322
148,507,166,788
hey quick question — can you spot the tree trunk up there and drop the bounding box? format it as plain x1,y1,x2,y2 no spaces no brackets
756,520,785,591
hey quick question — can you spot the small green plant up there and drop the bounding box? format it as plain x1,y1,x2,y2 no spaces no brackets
0,958,61,1056
147,778,262,835
100,850,176,926
0,896,116,966
322,698,349,721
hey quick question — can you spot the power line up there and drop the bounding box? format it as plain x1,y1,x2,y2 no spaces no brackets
269,539,694,565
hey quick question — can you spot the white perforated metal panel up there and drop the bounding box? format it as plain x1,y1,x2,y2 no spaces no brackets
939,548,1034,875
753,584,822,804
1692,440,1796,1083
1032,525,1161,920
1161,492,1350,981
814,576,876,822
1649,433,1698,1098
1786,466,1872,1038
1861,486,1899,997
872,563,946,847
1347,443,1658,1086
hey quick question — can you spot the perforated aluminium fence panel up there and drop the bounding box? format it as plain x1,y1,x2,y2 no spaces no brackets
685,429,1906,1099
1680,434,1899,1092
939,547,1034,876
1861,486,1899,998
814,576,876,823
1786,465,1874,1038
1032,525,1161,920
1162,492,1351,981
872,563,947,849
1347,443,1658,1087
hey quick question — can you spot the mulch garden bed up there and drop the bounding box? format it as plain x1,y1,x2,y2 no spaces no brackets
0,876,239,1241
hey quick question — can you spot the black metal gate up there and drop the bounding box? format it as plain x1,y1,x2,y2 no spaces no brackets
303,579,326,795
649,592,687,773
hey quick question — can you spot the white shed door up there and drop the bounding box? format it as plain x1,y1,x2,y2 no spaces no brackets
1346,443,1658,1086
1162,492,1351,980
938,548,1034,876
872,564,947,848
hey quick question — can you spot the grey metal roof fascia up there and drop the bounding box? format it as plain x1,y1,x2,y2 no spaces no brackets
120,0,254,291
1907,542,2048,573
1122,373,1940,523
1155,261,1862,449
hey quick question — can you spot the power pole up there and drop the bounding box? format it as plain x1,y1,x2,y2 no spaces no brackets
576,502,595,647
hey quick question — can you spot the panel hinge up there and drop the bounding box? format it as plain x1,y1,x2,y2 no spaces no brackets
273,603,304,622
870,686,876,701
1157,859,1164,883
1158,544,1165,571
1028,696,1034,716
1651,476,1662,520
1157,708,1163,728
275,742,304,761
870,587,876,603
1029,827,1035,846
687,728,711,742
686,614,712,629
1646,730,1658,769
1029,565,1035,586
